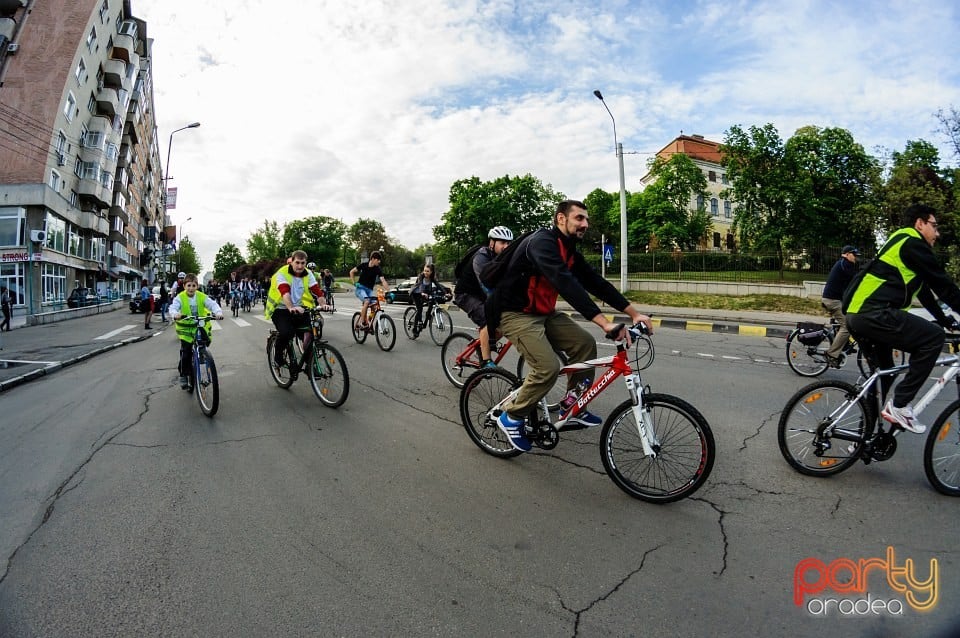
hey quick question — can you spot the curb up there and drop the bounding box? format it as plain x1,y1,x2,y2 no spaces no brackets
0,331,158,393
601,312,792,339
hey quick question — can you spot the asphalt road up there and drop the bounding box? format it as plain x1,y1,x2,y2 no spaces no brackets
0,299,958,636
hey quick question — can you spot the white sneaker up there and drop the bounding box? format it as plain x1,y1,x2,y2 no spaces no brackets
881,401,926,434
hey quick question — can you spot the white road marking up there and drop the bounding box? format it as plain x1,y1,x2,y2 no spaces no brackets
722,355,743,360
94,325,137,340
230,317,252,327
697,353,715,358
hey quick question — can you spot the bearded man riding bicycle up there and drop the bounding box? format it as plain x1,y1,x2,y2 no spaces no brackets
490,200,653,451
266,250,330,369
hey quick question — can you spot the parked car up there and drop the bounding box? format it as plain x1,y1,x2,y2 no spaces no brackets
387,278,419,304
129,286,161,313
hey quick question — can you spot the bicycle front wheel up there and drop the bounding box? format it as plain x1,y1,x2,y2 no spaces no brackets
266,334,294,388
441,332,480,388
351,312,367,343
459,368,524,458
195,348,219,417
309,341,350,408
375,312,396,351
777,380,870,476
785,330,829,377
403,307,418,339
924,399,960,496
600,394,714,503
429,308,453,346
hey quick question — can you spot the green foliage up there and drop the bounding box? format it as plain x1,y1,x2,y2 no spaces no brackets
880,140,956,243
583,188,618,247
635,154,712,250
433,174,561,252
177,237,201,275
348,219,392,258
246,219,284,263
281,216,348,268
213,243,246,281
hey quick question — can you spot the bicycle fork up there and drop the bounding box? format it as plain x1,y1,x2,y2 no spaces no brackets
624,373,659,457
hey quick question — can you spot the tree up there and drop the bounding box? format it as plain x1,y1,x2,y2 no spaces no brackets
432,174,562,251
783,125,882,260
936,106,960,162
583,188,618,250
177,236,201,275
348,218,392,259
637,154,711,250
213,242,246,281
880,139,956,243
246,219,285,263
281,216,348,268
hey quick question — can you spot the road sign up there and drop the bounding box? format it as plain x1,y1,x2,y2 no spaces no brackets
603,244,614,263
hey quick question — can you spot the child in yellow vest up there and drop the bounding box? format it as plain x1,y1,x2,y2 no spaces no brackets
170,273,224,389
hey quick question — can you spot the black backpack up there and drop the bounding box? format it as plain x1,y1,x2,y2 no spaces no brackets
478,229,538,289
454,244,484,279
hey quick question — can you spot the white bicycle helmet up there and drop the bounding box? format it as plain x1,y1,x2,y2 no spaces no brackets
488,226,514,241
177,271,186,278
307,262,317,270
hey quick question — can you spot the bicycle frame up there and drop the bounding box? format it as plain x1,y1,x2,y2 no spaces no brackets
488,333,659,457
457,336,512,366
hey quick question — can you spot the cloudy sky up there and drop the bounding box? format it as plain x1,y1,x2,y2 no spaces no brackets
134,0,960,272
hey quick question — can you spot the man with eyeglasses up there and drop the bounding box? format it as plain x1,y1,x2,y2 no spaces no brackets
844,204,960,434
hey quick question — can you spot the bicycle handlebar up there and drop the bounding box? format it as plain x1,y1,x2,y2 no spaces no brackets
604,322,650,341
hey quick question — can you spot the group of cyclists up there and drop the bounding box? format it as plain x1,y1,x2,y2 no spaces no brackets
170,200,960,459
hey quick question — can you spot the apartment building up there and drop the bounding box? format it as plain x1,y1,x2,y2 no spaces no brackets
640,134,737,251
0,0,165,314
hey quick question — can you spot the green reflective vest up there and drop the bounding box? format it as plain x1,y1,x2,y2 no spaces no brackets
845,228,920,314
265,265,316,319
174,291,212,343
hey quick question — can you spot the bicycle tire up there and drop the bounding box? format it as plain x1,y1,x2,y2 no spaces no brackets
429,307,453,346
632,333,655,371
351,312,367,343
309,341,350,408
441,332,479,388
375,312,396,351
459,368,524,458
777,380,872,476
195,348,219,417
785,330,829,377
266,334,294,388
924,399,960,496
516,353,567,413
403,307,418,339
600,394,714,503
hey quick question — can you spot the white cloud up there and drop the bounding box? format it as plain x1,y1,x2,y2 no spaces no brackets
135,0,960,272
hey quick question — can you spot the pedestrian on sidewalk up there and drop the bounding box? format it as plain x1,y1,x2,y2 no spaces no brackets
140,279,154,329
158,282,170,322
0,284,10,331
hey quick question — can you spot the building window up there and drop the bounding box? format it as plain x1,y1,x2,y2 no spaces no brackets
724,200,732,218
68,225,82,256
41,263,67,305
708,170,716,182
56,131,67,154
722,173,729,185
99,0,109,23
64,92,77,122
119,20,137,38
69,190,79,207
0,263,25,306
87,92,96,114
79,161,99,180
44,214,66,253
113,216,124,234
83,130,105,150
713,232,721,248
75,58,87,85
696,194,704,210
0,207,26,247
86,26,98,52
105,142,118,161
710,198,719,216
49,170,63,192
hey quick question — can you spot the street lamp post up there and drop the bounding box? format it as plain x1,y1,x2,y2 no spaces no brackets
593,90,628,293
164,122,200,278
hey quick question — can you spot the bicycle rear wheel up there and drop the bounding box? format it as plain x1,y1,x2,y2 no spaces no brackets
459,368,524,458
429,307,453,346
777,380,870,476
924,399,960,496
856,347,907,378
309,341,350,408
195,348,219,417
351,312,367,343
375,312,396,351
600,394,714,503
403,307,418,339
785,330,829,376
441,332,480,388
266,333,294,388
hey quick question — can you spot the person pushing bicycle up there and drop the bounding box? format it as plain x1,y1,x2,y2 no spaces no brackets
266,250,331,370
170,273,224,389
844,204,960,434
488,200,653,452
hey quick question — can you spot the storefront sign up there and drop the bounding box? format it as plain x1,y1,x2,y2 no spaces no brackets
1,251,29,263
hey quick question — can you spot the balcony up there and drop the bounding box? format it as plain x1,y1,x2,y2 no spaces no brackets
122,120,139,146
112,34,134,63
108,228,125,244
81,211,110,236
109,203,129,225
78,178,110,208
96,86,119,118
117,143,132,168
102,58,126,87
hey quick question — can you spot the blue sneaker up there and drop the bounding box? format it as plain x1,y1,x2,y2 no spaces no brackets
566,410,603,428
482,360,498,369
497,412,532,452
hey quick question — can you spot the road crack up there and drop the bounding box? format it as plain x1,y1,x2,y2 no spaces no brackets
690,496,729,577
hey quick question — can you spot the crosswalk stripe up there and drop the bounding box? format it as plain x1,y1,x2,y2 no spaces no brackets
94,325,137,340
231,317,251,327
